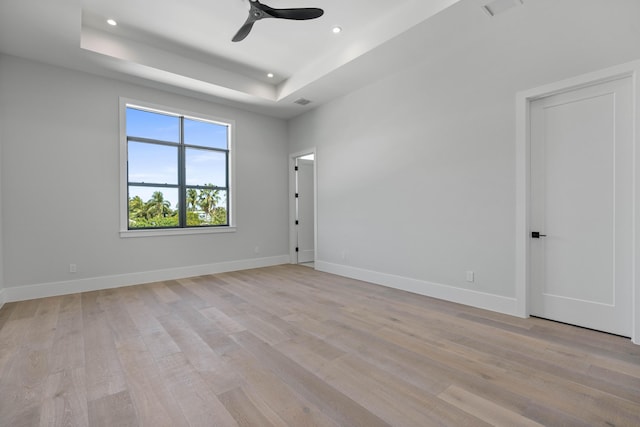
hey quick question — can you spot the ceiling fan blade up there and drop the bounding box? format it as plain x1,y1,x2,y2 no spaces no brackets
261,6,324,20
232,1,324,42
232,20,256,42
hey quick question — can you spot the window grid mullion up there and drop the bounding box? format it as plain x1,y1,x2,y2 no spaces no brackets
128,183,179,189
178,116,187,228
183,143,228,153
225,151,230,224
128,136,179,148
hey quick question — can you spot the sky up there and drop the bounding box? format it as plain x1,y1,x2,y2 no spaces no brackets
126,107,229,210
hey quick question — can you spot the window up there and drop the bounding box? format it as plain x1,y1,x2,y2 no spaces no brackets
121,100,234,235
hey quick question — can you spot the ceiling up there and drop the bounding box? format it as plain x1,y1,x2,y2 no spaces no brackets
0,0,483,118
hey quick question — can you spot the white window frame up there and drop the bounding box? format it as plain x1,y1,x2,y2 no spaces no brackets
119,97,236,237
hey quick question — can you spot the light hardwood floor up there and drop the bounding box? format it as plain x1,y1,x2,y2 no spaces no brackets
1,264,639,426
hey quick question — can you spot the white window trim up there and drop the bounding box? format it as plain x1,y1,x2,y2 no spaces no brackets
119,97,236,238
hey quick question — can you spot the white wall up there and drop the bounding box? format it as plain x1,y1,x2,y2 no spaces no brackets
0,93,4,308
0,54,289,300
288,0,640,314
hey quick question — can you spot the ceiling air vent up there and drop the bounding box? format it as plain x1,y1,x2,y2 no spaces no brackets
294,98,312,106
482,0,523,17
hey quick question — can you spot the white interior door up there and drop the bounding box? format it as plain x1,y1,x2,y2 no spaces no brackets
296,157,315,263
530,76,633,336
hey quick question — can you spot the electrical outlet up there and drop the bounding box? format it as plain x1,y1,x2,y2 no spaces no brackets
69,264,77,273
466,270,474,283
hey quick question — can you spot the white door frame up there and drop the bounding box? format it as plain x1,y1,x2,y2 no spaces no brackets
515,60,640,344
289,149,318,265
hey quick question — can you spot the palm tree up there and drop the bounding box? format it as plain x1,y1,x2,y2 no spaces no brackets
186,188,198,211
147,191,172,217
128,195,149,220
197,185,221,220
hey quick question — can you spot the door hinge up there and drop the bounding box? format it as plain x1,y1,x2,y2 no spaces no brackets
294,166,299,171
295,220,299,225
295,247,299,252
295,193,299,198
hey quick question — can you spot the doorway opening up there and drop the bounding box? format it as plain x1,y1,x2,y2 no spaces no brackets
289,150,317,267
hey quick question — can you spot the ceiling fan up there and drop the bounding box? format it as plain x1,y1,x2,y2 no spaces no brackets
232,0,324,42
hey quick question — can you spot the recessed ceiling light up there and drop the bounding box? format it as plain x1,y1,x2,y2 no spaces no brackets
267,73,274,78
107,19,118,26
332,26,342,34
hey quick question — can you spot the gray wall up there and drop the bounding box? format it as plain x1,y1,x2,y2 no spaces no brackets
0,55,289,291
288,0,640,300
0,93,3,297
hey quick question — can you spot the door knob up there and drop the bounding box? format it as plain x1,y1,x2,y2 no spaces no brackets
531,231,547,238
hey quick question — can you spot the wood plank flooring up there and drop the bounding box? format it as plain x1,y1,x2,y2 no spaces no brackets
0,264,639,426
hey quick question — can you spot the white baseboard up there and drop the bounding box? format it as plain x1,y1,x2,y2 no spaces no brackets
3,256,519,318
316,261,519,317
4,255,289,303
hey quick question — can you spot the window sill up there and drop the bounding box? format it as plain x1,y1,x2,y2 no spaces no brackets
120,226,237,238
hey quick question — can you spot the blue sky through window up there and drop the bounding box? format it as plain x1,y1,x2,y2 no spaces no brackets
184,118,228,150
126,108,179,142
